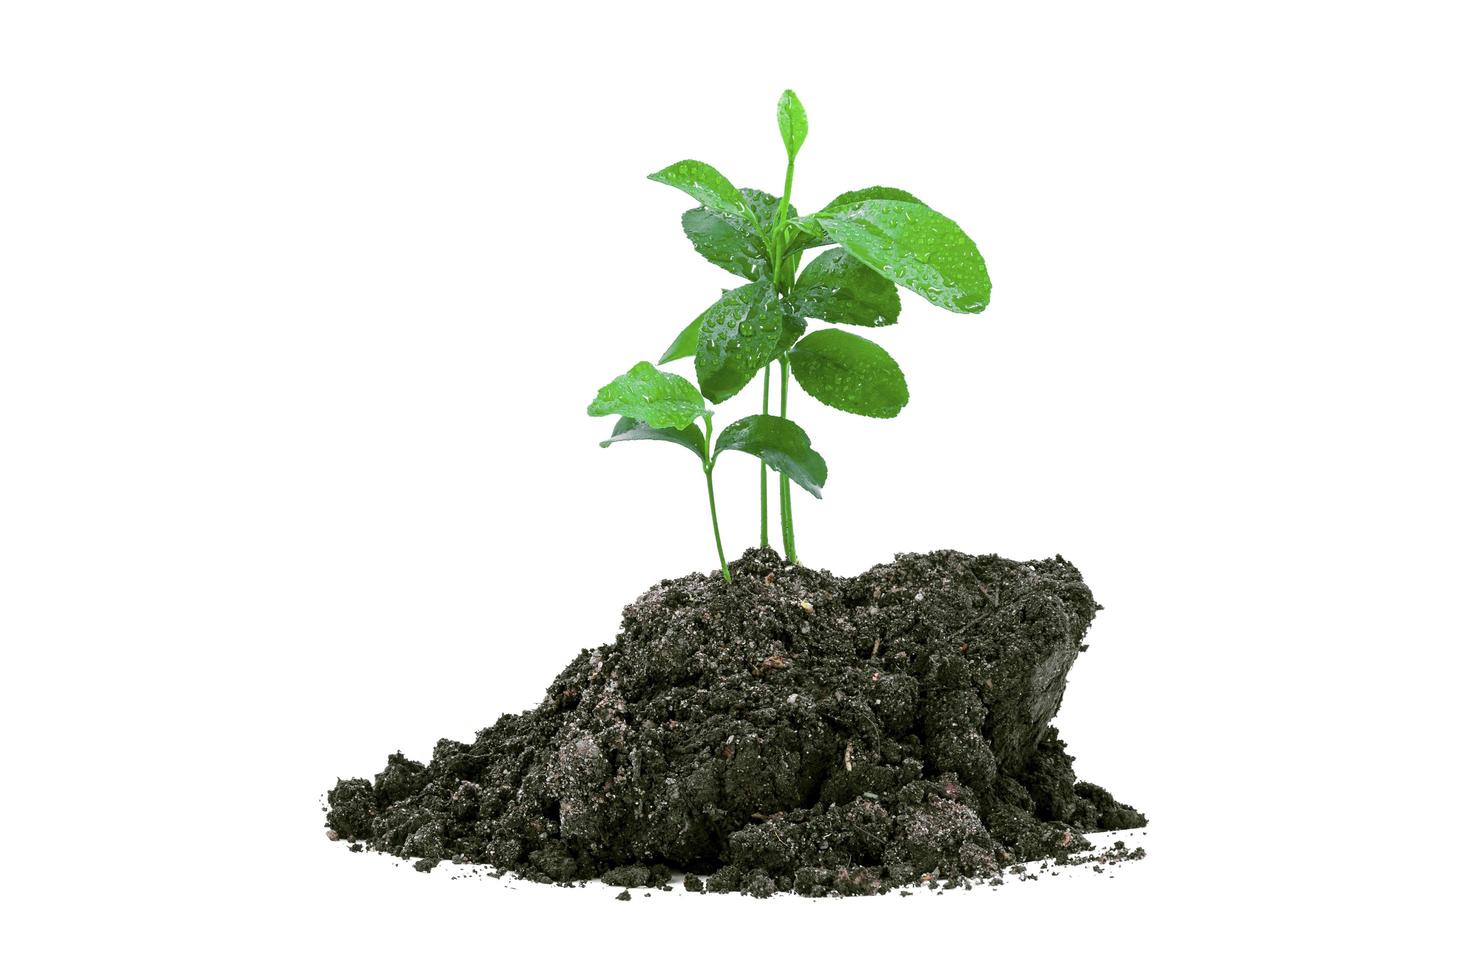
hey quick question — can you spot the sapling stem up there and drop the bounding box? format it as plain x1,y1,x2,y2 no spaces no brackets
759,364,771,549
779,355,797,562
702,416,731,582
705,468,730,582
775,157,795,231
771,151,799,564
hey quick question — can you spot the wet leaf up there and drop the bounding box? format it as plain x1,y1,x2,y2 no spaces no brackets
601,416,706,460
779,307,808,351
714,415,827,498
790,186,926,251
658,311,704,364
822,186,925,212
587,361,710,429
789,249,901,327
785,214,826,250
681,189,785,281
663,288,803,367
789,329,909,418
694,280,785,403
648,160,751,224
777,89,808,160
681,210,765,281
817,200,990,313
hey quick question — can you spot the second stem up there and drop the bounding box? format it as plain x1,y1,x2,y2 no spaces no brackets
779,354,796,562
759,364,770,549
702,417,730,582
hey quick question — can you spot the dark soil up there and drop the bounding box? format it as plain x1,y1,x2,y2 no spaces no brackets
325,548,1146,897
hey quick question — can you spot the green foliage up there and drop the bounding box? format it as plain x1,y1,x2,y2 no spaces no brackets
663,297,805,369
692,280,787,403
600,416,706,459
789,329,909,419
587,361,709,429
778,308,808,350
593,90,991,575
789,248,901,327
744,188,795,236
817,200,991,313
791,186,925,251
681,188,786,281
648,160,750,223
714,415,826,498
658,312,703,365
777,89,808,161
824,186,926,210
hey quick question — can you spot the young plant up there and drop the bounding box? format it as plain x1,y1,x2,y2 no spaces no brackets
590,90,989,575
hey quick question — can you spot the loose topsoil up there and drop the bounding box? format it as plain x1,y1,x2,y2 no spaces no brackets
326,548,1145,897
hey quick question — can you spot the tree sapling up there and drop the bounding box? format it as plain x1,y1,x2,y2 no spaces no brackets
592,90,989,573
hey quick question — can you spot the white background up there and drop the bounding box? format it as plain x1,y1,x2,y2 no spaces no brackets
3,1,1466,976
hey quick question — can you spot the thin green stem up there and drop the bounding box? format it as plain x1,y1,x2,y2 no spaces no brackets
702,417,730,582
779,356,796,563
759,364,771,549
771,155,799,565
706,467,730,582
773,156,796,233
780,470,794,561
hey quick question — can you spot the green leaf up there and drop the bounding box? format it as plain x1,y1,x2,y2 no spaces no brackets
789,249,901,327
714,415,827,498
587,361,710,429
681,210,764,281
680,188,784,281
694,280,785,403
783,222,829,261
662,286,803,366
779,307,808,351
817,200,990,313
777,89,808,160
789,187,926,252
789,329,909,419
658,312,703,364
790,213,824,234
649,160,750,223
600,416,706,460
822,186,925,212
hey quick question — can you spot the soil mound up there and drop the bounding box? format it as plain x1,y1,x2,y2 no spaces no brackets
326,549,1145,896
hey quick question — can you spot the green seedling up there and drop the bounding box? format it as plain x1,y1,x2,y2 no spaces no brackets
590,90,989,576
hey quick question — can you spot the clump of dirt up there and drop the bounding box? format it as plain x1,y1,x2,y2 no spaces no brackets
326,549,1145,896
